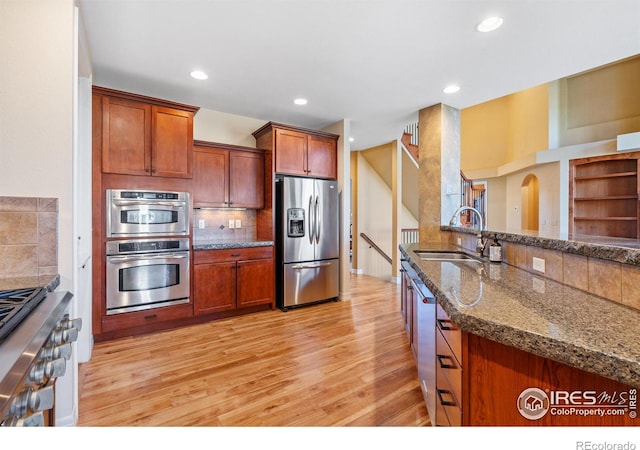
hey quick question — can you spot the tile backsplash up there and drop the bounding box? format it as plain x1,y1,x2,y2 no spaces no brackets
447,230,640,311
193,209,257,242
0,196,58,278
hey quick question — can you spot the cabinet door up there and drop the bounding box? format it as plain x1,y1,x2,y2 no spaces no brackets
193,148,229,207
307,135,337,179
101,96,151,176
193,261,237,315
236,258,274,308
229,151,265,208
151,106,193,178
274,128,308,176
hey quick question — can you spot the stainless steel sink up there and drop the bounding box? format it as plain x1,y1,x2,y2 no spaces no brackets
414,251,481,262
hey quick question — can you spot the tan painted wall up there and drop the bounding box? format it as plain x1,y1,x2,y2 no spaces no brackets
460,84,548,172
558,55,640,147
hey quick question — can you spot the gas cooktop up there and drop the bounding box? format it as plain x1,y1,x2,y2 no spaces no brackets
0,287,47,343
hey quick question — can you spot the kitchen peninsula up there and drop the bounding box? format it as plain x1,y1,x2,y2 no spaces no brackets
400,227,639,426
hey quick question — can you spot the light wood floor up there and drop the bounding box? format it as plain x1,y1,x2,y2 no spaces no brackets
77,274,430,426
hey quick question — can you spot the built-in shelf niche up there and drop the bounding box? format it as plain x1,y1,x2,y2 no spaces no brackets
569,152,640,238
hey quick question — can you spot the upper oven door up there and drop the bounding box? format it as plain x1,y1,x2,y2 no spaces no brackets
107,190,189,237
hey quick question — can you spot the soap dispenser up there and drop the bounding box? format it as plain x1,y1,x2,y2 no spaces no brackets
489,237,502,263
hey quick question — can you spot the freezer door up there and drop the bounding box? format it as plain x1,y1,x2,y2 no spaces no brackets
314,179,339,260
282,259,339,308
282,177,315,263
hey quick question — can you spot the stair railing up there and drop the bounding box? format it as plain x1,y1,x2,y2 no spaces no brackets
359,233,392,264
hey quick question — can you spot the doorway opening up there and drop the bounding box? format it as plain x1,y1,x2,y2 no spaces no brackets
520,174,539,231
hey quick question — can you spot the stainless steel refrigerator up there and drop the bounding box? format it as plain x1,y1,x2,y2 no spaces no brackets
276,176,340,310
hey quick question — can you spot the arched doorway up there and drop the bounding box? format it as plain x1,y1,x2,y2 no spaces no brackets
521,174,539,231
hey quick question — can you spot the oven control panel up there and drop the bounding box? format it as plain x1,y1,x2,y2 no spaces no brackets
1,313,82,427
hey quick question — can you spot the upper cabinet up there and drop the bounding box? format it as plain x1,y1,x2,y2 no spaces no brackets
193,141,265,209
95,86,199,179
252,122,339,179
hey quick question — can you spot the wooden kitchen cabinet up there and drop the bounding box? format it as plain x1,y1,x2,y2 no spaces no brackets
95,86,198,179
252,122,339,179
192,141,265,208
193,246,274,315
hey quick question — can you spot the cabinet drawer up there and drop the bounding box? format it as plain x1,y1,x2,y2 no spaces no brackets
194,246,273,264
436,303,462,364
435,384,462,427
101,302,193,332
436,328,463,405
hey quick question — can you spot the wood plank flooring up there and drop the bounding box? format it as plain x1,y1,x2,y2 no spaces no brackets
77,274,430,426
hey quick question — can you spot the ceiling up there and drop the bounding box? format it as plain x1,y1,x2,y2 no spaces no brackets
78,0,640,151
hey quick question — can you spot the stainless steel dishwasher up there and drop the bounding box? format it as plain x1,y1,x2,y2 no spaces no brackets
401,260,436,424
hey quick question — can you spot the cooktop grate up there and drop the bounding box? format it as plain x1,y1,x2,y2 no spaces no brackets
0,287,47,343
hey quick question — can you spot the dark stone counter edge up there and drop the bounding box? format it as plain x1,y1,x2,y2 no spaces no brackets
193,241,274,250
443,226,640,265
399,246,640,389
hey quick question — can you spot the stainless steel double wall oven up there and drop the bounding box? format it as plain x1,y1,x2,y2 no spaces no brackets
105,189,190,315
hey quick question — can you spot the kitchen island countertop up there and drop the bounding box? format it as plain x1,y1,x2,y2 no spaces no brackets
400,242,640,388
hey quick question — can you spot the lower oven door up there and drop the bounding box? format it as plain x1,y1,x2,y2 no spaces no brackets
106,251,190,315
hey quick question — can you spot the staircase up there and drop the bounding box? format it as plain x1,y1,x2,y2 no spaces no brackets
401,122,486,226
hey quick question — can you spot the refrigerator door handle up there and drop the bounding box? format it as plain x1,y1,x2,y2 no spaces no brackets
291,262,333,269
315,195,320,244
308,195,315,244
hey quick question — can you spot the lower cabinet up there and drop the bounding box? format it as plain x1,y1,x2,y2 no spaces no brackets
193,246,274,315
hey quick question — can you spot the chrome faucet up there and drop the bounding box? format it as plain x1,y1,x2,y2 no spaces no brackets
449,206,486,255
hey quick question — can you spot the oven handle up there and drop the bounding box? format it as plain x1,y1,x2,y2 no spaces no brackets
112,200,185,208
107,253,189,262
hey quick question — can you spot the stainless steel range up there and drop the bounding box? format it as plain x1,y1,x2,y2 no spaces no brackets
0,288,80,427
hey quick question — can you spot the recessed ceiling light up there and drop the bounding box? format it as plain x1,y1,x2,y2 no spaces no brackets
349,137,354,142
443,84,460,94
293,98,308,105
477,16,503,32
190,70,208,80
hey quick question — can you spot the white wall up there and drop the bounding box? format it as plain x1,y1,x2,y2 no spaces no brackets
504,162,561,234
356,152,417,281
0,0,78,426
193,109,266,146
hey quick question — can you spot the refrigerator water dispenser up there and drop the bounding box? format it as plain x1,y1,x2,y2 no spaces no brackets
287,208,305,237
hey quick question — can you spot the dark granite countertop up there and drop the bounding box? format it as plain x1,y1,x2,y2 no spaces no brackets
192,240,274,251
0,274,60,293
400,243,640,388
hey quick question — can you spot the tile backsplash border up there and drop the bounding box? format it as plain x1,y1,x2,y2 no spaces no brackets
0,196,58,279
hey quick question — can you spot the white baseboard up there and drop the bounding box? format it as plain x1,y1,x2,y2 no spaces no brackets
350,268,363,274
390,276,401,285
